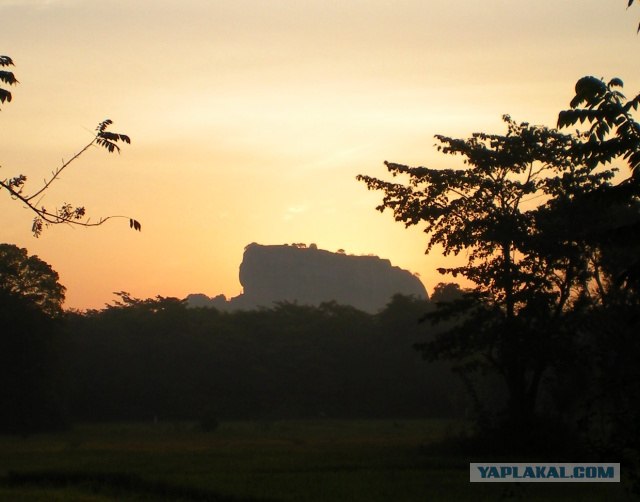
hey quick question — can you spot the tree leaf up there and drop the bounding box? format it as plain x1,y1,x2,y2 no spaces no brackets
0,70,18,85
0,88,11,104
97,119,112,131
609,77,624,88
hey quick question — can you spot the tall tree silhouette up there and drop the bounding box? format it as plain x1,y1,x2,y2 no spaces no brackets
358,116,617,428
557,76,640,484
0,244,68,434
558,76,640,290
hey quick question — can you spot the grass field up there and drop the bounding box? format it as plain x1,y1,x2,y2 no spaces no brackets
0,419,633,501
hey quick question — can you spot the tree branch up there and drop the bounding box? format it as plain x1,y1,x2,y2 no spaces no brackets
1,116,140,236
26,138,96,202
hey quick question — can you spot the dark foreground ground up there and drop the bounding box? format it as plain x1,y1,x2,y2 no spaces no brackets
0,420,633,501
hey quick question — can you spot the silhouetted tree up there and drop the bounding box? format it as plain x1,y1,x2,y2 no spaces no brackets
558,76,640,290
555,76,640,484
0,54,140,236
358,116,617,429
0,243,65,317
429,282,465,304
0,245,68,434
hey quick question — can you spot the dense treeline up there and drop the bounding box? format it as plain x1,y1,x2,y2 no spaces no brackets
57,292,468,424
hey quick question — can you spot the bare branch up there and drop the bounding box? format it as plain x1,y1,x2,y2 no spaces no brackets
26,140,96,202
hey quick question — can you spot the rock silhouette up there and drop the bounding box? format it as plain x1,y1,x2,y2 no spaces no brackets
188,243,427,313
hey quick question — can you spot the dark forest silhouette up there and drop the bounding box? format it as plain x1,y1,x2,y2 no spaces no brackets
0,272,472,429
61,293,466,423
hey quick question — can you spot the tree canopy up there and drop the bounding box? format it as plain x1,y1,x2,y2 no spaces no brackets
357,110,629,427
0,243,65,318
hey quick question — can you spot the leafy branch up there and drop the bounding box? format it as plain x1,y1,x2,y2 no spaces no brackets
558,76,640,177
0,55,141,236
0,55,18,108
1,119,140,236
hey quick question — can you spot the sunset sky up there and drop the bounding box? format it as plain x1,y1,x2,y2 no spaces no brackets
1,0,638,310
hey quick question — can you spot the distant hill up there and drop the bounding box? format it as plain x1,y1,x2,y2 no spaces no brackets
187,243,427,313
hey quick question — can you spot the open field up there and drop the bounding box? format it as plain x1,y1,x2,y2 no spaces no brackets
0,420,633,501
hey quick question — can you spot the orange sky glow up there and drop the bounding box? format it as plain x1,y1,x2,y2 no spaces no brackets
1,0,638,310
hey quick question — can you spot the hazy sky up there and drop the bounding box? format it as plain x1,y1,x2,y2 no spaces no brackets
1,0,637,309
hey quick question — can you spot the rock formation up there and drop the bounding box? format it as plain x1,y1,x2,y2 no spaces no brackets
187,243,427,313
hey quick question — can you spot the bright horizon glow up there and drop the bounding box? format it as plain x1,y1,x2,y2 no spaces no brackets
1,0,638,310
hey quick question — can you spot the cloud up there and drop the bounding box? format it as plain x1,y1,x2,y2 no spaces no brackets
283,205,308,221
